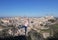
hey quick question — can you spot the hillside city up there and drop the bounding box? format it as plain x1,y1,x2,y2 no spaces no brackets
0,16,57,40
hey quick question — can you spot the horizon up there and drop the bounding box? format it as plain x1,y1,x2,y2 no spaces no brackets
0,0,58,17
0,15,58,18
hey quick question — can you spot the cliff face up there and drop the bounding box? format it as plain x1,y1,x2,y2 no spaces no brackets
0,16,56,38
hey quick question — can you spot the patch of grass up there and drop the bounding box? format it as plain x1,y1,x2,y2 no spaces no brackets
40,29,50,32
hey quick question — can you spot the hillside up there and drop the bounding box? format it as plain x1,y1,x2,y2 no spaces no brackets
0,16,57,40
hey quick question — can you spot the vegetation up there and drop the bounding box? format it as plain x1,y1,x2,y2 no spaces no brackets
28,29,44,40
48,19,56,23
46,23,58,40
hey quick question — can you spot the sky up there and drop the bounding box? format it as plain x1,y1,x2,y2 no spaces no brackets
0,0,58,17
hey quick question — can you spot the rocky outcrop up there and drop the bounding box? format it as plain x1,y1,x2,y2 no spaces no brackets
0,16,56,39
27,29,44,40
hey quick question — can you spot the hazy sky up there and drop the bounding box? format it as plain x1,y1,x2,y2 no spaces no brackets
0,0,58,17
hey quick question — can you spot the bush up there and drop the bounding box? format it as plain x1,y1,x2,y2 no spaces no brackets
28,29,44,40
